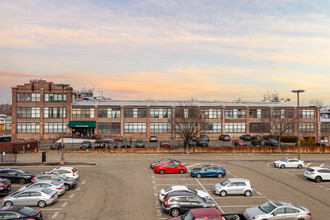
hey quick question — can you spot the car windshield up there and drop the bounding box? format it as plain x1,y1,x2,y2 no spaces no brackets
42,188,53,195
221,179,231,186
82,141,89,144
19,207,34,215
137,140,143,143
281,158,288,162
187,187,197,194
162,140,169,143
164,187,172,193
110,141,116,144
259,202,276,214
15,169,26,174
57,174,68,180
181,211,195,220
51,181,60,186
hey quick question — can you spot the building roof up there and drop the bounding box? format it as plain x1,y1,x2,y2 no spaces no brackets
72,99,318,108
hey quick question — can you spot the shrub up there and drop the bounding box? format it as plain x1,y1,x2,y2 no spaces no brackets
297,139,307,146
281,136,298,143
306,137,316,146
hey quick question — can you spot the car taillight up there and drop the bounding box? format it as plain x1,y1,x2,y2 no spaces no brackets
72,169,75,176
31,176,35,182
165,196,170,207
50,194,55,199
311,172,315,174
0,182,5,187
162,193,166,196
56,187,62,190
251,185,253,189
307,213,311,216
26,218,35,220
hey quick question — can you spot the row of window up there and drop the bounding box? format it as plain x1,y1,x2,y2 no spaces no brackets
17,107,66,118
17,93,66,102
321,123,330,132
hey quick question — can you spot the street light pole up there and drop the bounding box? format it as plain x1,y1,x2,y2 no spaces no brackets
292,89,305,160
60,84,65,164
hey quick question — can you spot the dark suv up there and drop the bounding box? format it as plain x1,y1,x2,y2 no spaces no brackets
219,134,230,141
0,178,11,196
240,134,251,141
162,191,216,217
80,141,92,149
196,138,208,147
50,142,64,150
199,135,210,142
135,139,145,148
0,168,34,185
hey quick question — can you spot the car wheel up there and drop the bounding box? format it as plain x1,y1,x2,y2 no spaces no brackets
280,164,285,169
244,190,252,197
220,190,227,197
38,200,46,208
159,170,165,175
19,178,26,184
4,201,13,206
298,164,302,169
315,176,322,183
65,184,70,191
179,169,184,174
196,173,202,178
170,208,180,217
217,173,223,178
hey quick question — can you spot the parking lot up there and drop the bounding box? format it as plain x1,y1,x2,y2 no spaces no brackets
2,153,330,219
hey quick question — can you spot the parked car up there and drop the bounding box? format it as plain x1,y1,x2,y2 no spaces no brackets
159,185,211,202
219,134,231,141
188,140,196,147
196,138,208,147
46,167,79,180
0,178,11,196
232,139,247,146
199,134,210,142
2,187,58,208
121,140,131,148
166,208,222,220
251,135,263,141
153,162,187,175
32,173,76,191
190,165,226,178
265,139,278,146
162,191,217,217
50,142,64,150
273,158,305,169
150,159,181,169
243,201,312,220
18,180,65,196
94,140,105,149
304,167,330,183
108,140,118,148
150,136,158,142
0,169,34,185
160,140,171,148
240,134,251,141
80,141,92,149
0,206,43,220
213,178,253,197
135,139,145,148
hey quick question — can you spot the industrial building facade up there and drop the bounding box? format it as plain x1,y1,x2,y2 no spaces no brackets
12,80,321,142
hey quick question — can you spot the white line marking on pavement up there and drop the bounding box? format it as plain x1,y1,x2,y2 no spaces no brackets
156,183,215,186
152,181,156,184
156,209,161,216
76,186,81,191
232,174,237,178
305,163,311,167
186,163,201,168
221,205,256,208
51,211,60,218
81,180,86,185
153,186,157,190
212,196,267,199
326,188,330,190
318,185,324,188
152,176,154,179
61,202,68,208
256,191,263,195
320,164,325,167
154,193,158,197
267,163,272,167
69,194,75,199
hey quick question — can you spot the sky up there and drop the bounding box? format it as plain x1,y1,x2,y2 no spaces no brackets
0,0,330,104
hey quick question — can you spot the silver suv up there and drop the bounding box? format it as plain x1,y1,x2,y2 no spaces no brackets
162,191,217,217
304,166,330,183
213,178,253,197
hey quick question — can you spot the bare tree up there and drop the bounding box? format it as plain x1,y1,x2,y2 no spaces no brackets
169,102,207,153
262,109,297,152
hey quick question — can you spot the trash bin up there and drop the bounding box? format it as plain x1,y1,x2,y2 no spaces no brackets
252,140,262,146
42,151,46,164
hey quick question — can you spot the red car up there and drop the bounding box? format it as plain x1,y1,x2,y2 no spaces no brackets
167,208,223,220
233,139,247,146
160,140,171,148
153,162,187,174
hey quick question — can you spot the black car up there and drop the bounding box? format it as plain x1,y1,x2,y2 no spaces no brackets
162,191,216,217
121,141,131,148
50,142,64,150
219,134,231,141
196,138,208,147
0,169,34,185
0,206,43,220
240,134,251,141
108,140,117,148
94,140,105,149
0,178,11,196
199,135,210,142
80,141,92,149
135,139,145,148
188,140,196,147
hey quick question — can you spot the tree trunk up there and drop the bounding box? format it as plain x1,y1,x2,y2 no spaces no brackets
185,141,189,154
277,136,281,153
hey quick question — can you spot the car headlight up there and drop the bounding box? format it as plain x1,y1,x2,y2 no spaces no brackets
211,204,216,207
218,187,222,190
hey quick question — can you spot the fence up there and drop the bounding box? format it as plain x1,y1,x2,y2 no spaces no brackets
0,152,17,162
0,141,38,153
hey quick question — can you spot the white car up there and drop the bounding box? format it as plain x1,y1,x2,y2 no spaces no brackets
18,180,66,196
47,167,79,180
159,185,211,202
273,158,305,169
213,178,253,197
304,167,330,183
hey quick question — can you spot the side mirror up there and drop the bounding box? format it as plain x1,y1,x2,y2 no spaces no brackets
272,213,277,216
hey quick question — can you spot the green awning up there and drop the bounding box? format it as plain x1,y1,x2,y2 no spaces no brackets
68,121,96,128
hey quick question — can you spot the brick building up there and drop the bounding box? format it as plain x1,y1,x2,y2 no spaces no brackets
12,80,321,142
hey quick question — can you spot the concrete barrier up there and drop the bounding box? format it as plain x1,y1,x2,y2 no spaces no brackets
47,146,330,154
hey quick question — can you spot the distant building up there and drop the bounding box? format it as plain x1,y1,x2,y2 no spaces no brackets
320,106,330,144
0,114,11,130
11,80,321,142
